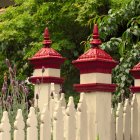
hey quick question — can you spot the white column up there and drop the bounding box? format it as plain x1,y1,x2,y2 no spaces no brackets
80,73,112,140
32,68,62,111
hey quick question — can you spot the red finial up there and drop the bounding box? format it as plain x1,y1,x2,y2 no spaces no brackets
43,27,52,48
90,24,102,47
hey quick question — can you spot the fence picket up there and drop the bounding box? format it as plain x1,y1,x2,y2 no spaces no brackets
27,107,38,140
65,97,76,140
53,101,64,140
123,99,131,140
131,94,138,140
49,96,55,119
60,93,66,108
0,111,11,140
14,109,25,140
111,108,115,140
76,93,88,140
116,103,123,140
40,104,51,140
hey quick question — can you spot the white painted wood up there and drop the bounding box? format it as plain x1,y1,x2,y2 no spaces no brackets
50,96,55,119
33,68,60,77
34,82,60,111
27,107,38,140
111,108,115,140
62,106,66,139
53,93,59,102
51,83,55,94
123,99,131,140
50,83,60,100
131,94,138,140
116,103,123,140
40,104,51,140
85,91,112,140
65,97,76,140
53,101,64,140
80,73,111,84
0,111,11,140
60,93,66,108
14,109,25,140
76,93,88,140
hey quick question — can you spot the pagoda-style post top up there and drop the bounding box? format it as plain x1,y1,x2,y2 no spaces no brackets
28,27,65,111
90,24,102,47
72,24,118,93
43,27,52,48
72,24,118,75
28,27,66,70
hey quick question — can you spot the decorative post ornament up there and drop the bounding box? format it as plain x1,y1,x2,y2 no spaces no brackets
73,24,118,140
29,27,66,111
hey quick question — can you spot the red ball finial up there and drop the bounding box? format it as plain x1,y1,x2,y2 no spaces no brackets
90,24,102,47
43,27,52,48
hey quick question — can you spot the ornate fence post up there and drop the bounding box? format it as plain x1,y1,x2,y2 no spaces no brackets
73,24,118,140
29,28,65,111
130,63,140,139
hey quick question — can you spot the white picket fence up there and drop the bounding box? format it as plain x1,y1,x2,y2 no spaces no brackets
111,94,138,140
0,92,88,140
0,92,138,140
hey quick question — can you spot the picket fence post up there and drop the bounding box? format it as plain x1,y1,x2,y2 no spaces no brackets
0,111,11,140
131,94,138,140
27,107,38,140
60,93,66,107
123,99,131,140
116,103,123,140
14,109,25,140
73,24,118,140
111,108,115,140
40,104,51,140
53,101,64,140
29,27,65,111
76,93,88,140
65,97,76,140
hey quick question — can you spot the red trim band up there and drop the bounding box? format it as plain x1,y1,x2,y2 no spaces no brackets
130,70,140,79
29,76,64,84
29,57,66,69
74,83,116,92
130,86,140,93
73,60,118,74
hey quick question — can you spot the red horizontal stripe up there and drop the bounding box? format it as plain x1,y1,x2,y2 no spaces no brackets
74,83,116,92
29,76,64,84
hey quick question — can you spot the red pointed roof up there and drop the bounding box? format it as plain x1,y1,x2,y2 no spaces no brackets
72,24,118,74
132,63,140,71
75,47,115,62
29,28,65,69
73,24,116,63
30,47,63,60
29,28,64,60
130,62,140,79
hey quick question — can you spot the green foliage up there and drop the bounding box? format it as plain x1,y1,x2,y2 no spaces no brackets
111,0,131,10
99,0,140,103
